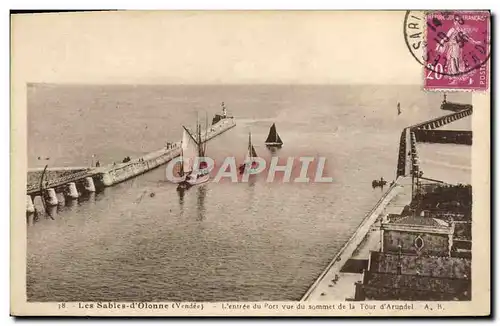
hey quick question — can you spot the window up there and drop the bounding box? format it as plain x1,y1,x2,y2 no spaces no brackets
414,235,424,251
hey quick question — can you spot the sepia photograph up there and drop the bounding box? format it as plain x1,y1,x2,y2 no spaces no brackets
11,10,490,316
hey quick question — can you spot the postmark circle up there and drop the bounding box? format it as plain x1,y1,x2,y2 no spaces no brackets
403,10,491,77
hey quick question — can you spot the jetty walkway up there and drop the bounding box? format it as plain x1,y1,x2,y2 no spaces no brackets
302,105,472,302
396,107,472,178
301,177,411,301
26,117,236,212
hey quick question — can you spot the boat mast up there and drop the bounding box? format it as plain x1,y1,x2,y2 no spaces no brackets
194,111,201,157
248,132,252,157
179,143,184,176
197,119,204,157
203,111,208,156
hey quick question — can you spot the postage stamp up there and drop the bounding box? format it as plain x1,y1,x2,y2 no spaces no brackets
404,10,491,92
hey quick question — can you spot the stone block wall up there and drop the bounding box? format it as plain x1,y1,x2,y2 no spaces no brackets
369,251,470,279
383,230,450,256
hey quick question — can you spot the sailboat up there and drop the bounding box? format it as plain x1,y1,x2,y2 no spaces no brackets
172,128,197,184
239,132,259,174
265,123,283,148
397,102,401,115
177,118,210,190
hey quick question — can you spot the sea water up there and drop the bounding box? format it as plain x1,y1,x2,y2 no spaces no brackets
26,84,471,301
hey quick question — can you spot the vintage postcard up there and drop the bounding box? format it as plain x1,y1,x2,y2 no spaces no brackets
10,10,491,316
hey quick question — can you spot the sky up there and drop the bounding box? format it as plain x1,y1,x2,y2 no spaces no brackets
11,11,424,85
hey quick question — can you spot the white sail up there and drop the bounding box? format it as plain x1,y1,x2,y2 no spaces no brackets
181,128,198,173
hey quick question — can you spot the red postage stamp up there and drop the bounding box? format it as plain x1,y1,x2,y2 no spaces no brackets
423,11,490,91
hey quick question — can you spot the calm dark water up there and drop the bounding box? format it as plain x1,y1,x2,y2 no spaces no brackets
26,85,471,301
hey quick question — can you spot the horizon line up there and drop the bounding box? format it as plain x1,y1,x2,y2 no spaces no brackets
27,82,423,87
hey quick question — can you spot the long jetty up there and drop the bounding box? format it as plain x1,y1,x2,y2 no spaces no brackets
96,117,235,187
396,107,472,178
301,105,472,302
26,117,236,213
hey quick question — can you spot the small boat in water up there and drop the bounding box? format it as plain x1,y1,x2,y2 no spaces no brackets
265,123,283,148
239,132,259,174
179,170,210,190
397,102,401,115
372,177,387,189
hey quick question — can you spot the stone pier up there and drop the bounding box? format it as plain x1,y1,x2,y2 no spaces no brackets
65,182,79,199
94,117,236,188
26,117,237,213
84,177,96,192
56,192,66,205
396,108,472,178
26,195,35,214
44,188,58,206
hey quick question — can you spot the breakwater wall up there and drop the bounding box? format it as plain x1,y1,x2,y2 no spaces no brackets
412,107,472,131
26,118,236,213
27,168,90,193
396,128,412,178
27,169,93,196
95,117,236,187
95,147,181,187
441,102,473,112
396,107,472,178
303,105,473,302
413,129,472,145
28,166,89,172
